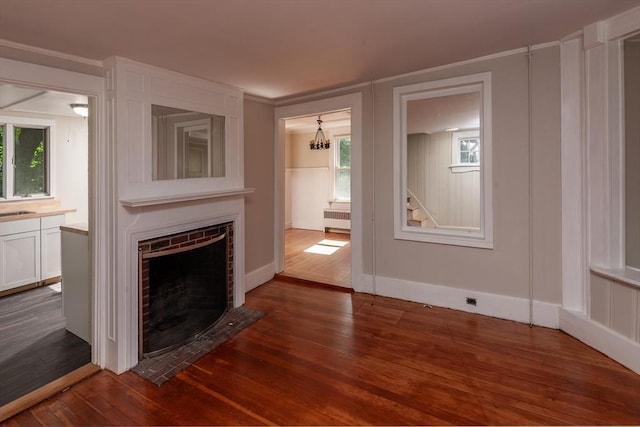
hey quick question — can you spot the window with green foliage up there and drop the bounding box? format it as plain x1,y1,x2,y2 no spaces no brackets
0,118,53,200
334,135,351,201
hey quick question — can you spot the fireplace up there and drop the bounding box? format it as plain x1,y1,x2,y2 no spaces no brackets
138,222,233,359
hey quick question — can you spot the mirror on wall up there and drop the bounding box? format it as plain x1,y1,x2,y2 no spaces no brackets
624,34,640,269
152,105,225,180
394,73,492,248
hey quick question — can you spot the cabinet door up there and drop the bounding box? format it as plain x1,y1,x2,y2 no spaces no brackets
0,231,40,291
41,226,62,280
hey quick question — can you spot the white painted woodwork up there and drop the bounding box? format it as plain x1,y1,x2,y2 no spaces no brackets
559,6,640,373
407,132,480,228
393,73,493,248
0,57,104,370
0,215,65,291
61,226,91,343
289,167,330,231
0,229,40,291
103,58,248,372
274,93,363,292
41,215,65,280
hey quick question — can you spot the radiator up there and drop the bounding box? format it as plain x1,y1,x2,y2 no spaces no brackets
323,209,351,233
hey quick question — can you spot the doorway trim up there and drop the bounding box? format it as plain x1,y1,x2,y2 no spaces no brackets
274,93,363,290
0,57,107,368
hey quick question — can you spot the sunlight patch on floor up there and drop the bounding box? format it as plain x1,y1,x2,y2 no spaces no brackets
48,283,62,293
318,239,349,247
304,244,340,255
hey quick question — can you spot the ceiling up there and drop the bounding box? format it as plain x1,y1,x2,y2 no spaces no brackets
0,0,639,101
0,84,88,117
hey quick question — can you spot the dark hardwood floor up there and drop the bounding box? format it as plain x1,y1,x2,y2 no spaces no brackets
0,285,91,406
4,279,640,426
281,228,351,287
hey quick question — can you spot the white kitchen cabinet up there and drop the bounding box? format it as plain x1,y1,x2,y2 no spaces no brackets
0,214,65,292
41,215,65,281
61,224,90,343
0,218,41,292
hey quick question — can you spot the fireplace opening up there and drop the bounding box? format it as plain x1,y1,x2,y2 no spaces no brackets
138,223,233,359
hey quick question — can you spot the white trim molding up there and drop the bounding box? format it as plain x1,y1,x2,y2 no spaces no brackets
274,93,363,290
393,72,493,249
363,274,560,329
0,57,107,369
560,5,640,374
560,308,640,375
245,262,275,292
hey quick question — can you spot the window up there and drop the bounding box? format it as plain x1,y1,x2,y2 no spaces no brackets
334,135,351,201
450,130,480,173
0,117,54,200
459,137,479,164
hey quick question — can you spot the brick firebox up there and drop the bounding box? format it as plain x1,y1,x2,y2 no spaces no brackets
138,222,233,359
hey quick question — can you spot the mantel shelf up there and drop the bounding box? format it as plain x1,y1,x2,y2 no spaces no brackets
119,188,255,208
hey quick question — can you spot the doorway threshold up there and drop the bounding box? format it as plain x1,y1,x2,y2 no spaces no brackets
0,363,100,422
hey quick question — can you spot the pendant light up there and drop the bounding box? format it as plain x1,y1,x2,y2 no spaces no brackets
309,116,330,150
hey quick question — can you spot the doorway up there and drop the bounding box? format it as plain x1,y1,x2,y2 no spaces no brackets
281,111,352,287
274,93,363,291
0,84,94,407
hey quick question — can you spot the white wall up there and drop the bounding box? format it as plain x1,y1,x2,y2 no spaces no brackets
407,131,480,228
0,110,89,224
55,115,89,224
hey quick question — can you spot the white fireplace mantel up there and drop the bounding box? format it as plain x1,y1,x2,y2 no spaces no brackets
119,188,255,208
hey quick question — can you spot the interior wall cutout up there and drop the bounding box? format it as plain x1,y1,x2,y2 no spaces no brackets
393,72,493,248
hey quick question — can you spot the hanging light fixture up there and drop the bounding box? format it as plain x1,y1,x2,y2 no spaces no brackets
309,116,330,150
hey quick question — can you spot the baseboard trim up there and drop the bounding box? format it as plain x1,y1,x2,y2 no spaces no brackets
361,274,560,328
560,308,640,375
245,262,275,292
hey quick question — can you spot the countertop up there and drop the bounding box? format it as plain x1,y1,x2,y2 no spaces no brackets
60,223,89,236
0,199,76,223
0,208,76,223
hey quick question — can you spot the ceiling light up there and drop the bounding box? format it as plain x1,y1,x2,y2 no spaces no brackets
444,127,459,132
70,103,89,118
309,116,330,150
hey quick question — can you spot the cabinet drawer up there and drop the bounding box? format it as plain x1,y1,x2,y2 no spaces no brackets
0,218,40,236
41,215,65,229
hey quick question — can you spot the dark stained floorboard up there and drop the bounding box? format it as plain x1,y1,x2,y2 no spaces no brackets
0,286,91,406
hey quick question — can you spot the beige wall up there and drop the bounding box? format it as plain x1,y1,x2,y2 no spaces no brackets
625,39,640,269
272,46,562,304
287,131,331,168
243,97,275,273
372,46,561,303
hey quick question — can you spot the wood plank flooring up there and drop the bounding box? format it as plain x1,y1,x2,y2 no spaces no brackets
4,279,640,426
282,228,351,287
0,285,91,406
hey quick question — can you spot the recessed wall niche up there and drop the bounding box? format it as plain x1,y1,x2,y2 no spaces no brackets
152,105,225,180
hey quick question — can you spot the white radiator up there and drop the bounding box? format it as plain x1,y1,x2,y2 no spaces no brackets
323,209,351,233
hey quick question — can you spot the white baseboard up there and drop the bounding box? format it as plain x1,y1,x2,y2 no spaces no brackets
245,262,274,292
560,308,640,375
360,274,560,328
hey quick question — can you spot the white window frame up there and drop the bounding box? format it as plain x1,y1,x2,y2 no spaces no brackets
450,129,480,173
0,116,56,201
333,134,351,202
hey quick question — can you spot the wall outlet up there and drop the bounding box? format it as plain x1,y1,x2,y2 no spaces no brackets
466,297,477,306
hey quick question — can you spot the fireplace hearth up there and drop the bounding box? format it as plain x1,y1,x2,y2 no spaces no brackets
138,222,234,359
